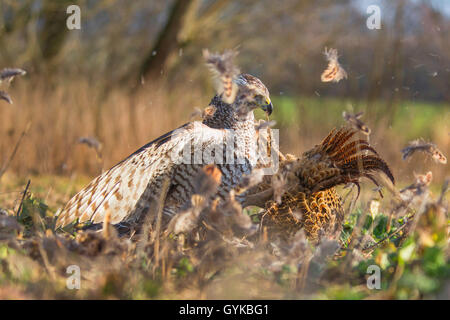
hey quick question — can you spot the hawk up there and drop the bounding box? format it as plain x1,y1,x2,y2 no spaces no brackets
56,66,273,230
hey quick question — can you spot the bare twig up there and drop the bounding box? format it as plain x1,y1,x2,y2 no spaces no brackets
362,221,410,253
0,122,31,181
16,179,31,218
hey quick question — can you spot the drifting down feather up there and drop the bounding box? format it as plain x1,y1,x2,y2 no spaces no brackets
203,49,240,104
0,68,26,104
0,68,26,83
401,139,447,164
321,48,347,83
342,111,371,135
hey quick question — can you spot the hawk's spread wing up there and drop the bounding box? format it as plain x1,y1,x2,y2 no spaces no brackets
56,122,227,228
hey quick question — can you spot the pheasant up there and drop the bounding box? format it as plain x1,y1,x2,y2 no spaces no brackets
56,51,274,231
245,127,395,243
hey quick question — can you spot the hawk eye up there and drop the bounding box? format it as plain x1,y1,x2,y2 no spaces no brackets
254,94,264,103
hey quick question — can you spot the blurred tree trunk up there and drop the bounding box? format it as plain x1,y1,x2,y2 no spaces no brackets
139,0,194,82
0,1,33,62
366,29,387,117
37,0,75,69
385,0,405,121
423,6,450,102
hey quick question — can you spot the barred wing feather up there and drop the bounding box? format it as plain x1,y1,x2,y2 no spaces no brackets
56,122,226,228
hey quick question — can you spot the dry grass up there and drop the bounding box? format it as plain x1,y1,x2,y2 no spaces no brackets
0,173,447,299
0,79,207,176
0,79,448,300
1,81,448,182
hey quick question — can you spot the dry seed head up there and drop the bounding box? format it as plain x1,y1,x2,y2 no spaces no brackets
415,171,433,187
78,136,102,152
0,68,26,83
202,164,222,185
401,139,446,164
0,91,12,104
202,106,216,119
191,194,206,208
342,111,371,135
369,200,380,218
432,150,447,164
0,68,26,104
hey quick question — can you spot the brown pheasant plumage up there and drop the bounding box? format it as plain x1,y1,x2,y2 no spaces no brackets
251,127,395,242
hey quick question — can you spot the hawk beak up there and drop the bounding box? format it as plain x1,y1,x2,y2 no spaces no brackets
261,98,273,116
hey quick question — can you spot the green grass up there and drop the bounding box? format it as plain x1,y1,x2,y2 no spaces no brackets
266,95,449,135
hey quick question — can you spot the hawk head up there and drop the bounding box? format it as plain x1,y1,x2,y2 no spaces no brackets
203,49,272,117
234,73,273,116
